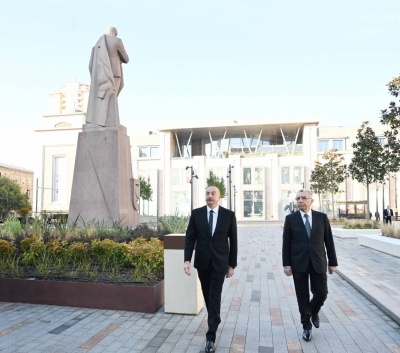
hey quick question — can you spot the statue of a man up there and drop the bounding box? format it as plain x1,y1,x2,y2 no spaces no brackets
86,27,129,127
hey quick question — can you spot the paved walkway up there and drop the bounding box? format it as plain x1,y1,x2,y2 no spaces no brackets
0,224,400,353
333,235,400,327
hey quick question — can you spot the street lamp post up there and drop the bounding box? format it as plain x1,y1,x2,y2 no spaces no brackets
382,177,389,223
226,164,234,210
392,174,398,216
233,185,237,213
34,178,58,217
376,183,379,221
186,166,198,211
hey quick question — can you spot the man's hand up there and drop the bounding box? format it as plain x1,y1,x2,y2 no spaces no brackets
184,261,191,276
284,266,292,276
328,266,337,274
226,266,235,278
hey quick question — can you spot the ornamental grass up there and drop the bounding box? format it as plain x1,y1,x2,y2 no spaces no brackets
379,224,400,239
0,213,189,285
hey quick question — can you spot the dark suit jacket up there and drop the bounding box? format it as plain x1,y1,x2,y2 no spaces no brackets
282,210,338,273
184,206,238,273
383,209,394,219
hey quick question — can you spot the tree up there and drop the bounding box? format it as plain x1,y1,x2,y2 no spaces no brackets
310,160,330,212
348,122,386,220
380,75,400,173
310,149,347,216
0,177,31,214
206,171,226,199
321,149,347,218
139,176,153,215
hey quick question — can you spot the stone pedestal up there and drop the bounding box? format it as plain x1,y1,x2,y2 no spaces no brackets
68,124,139,228
164,234,204,315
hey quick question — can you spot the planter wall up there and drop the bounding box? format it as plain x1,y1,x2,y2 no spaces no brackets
0,278,164,314
358,234,400,258
332,228,381,239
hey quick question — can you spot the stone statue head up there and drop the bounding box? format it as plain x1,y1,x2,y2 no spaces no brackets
106,27,118,36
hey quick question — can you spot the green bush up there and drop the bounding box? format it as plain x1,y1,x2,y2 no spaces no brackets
0,222,167,284
158,215,189,234
0,239,15,262
67,242,88,265
20,237,46,266
342,219,379,229
91,239,128,270
124,238,164,280
1,215,22,237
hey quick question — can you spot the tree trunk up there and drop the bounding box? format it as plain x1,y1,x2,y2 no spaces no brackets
319,194,322,212
366,183,370,220
330,164,335,218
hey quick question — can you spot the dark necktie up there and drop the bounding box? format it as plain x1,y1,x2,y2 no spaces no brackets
209,210,214,236
304,214,311,238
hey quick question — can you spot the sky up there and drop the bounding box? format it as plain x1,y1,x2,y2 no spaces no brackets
1,0,400,168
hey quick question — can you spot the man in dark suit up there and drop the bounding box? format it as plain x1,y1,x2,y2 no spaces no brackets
383,205,394,224
282,189,338,342
184,186,238,352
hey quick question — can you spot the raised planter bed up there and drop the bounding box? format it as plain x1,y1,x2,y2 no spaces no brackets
358,234,400,258
332,228,381,239
0,278,164,313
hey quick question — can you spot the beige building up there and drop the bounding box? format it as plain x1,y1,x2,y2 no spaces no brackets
0,163,34,207
33,82,87,215
35,82,399,221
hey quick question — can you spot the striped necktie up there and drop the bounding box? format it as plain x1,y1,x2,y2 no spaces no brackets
304,214,311,238
209,210,214,236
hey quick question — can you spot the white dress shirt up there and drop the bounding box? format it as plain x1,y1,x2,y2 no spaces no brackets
207,205,219,236
299,209,312,228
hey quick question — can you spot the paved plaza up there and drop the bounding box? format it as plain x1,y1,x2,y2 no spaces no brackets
0,224,400,353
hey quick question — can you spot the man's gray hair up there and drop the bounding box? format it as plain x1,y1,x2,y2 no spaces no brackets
298,189,313,197
106,27,118,36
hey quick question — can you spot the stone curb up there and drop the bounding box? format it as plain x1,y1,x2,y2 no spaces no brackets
336,265,400,326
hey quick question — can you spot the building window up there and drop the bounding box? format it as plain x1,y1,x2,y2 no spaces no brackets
150,147,159,157
332,140,343,151
243,190,264,218
293,167,302,184
243,168,251,185
52,156,67,204
171,169,182,186
139,147,148,157
318,140,329,152
281,167,290,184
172,191,190,215
139,146,159,158
254,167,263,185
379,138,386,147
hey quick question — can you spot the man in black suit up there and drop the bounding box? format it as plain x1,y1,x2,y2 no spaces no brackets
282,189,338,342
184,186,238,352
383,205,394,224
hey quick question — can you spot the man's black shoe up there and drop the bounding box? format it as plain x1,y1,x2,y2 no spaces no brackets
302,329,312,341
311,315,320,328
205,340,215,352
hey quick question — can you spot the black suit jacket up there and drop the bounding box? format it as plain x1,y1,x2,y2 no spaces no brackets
184,206,238,273
282,210,338,273
383,209,393,218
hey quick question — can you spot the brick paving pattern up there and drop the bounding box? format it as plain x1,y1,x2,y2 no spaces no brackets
0,224,399,352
